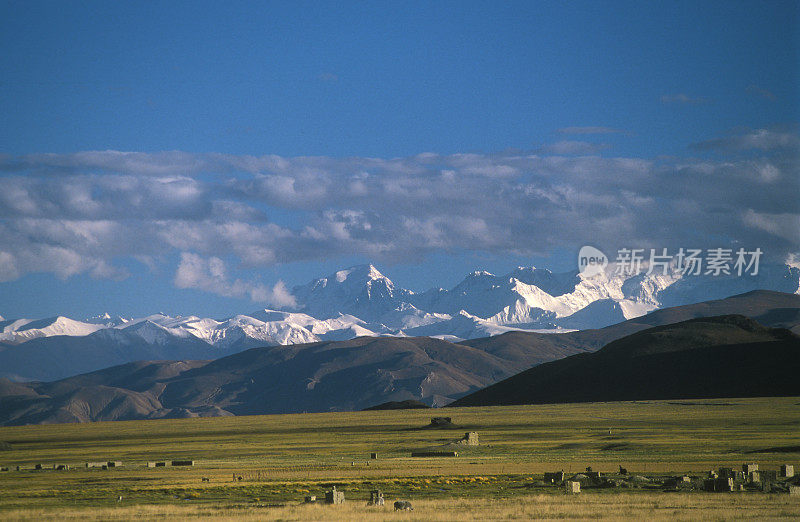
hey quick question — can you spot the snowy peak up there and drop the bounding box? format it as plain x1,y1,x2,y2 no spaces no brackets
457,271,497,290
2,261,799,356
248,308,317,325
404,308,547,341
292,263,411,321
300,264,392,296
0,316,104,344
334,263,386,283
84,313,131,327
120,319,191,345
507,266,580,297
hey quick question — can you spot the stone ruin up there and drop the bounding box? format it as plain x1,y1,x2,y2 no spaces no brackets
760,470,778,482
325,486,345,504
530,463,797,494
701,463,794,493
544,471,565,483
718,467,744,480
368,489,385,506
458,432,479,446
86,461,122,469
703,477,735,492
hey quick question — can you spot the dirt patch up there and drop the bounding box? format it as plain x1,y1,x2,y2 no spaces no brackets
600,442,633,451
746,445,800,454
666,402,740,406
553,443,586,450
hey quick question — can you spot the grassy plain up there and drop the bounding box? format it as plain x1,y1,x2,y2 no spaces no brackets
0,397,798,520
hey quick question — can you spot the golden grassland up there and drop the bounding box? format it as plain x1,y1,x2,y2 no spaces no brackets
4,494,800,521
0,397,798,520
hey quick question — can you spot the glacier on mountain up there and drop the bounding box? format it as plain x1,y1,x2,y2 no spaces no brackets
1,261,798,352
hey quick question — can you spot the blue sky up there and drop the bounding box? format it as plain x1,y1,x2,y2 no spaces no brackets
0,1,798,319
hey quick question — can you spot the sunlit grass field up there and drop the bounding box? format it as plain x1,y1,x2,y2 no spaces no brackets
0,397,798,519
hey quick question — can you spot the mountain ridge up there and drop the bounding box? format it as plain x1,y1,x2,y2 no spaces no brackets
1,259,798,381
0,290,798,425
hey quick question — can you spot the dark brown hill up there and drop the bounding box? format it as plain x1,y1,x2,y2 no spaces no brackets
451,315,800,407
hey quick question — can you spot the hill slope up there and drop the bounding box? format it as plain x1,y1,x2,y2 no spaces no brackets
451,315,800,407
0,335,574,425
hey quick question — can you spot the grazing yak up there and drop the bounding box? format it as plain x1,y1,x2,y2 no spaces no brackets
394,500,413,511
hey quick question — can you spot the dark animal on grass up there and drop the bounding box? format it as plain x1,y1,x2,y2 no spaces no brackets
394,500,413,511
201,477,209,482
619,466,627,475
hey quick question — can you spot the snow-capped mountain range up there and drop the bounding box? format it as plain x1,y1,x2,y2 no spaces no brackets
2,262,799,357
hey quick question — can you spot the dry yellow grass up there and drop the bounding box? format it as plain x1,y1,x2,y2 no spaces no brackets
0,397,798,519
2,493,799,521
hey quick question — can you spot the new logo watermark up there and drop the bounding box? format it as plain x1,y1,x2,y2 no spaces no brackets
578,246,763,277
578,246,608,277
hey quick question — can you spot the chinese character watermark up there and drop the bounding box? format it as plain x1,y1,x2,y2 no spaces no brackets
578,247,762,277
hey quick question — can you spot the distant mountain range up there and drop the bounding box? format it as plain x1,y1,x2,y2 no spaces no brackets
0,290,797,425
1,262,798,381
451,314,800,407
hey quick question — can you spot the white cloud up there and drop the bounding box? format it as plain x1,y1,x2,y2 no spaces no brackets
0,251,19,282
538,140,608,155
255,280,296,308
742,210,800,244
692,128,800,152
0,128,797,289
174,252,296,307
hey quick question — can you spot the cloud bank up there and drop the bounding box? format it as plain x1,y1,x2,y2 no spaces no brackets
0,127,797,302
